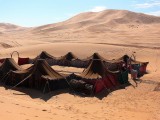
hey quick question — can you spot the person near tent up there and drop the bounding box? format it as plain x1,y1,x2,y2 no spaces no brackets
127,57,139,86
130,66,138,80
121,62,127,71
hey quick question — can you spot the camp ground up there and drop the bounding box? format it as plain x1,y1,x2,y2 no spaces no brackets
0,51,149,98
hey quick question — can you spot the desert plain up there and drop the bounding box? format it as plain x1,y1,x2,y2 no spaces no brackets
0,10,160,120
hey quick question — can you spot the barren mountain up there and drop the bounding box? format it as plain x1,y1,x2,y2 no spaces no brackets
32,9,160,33
0,23,25,32
0,9,160,49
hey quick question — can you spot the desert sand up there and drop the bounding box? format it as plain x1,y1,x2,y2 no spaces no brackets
0,10,160,120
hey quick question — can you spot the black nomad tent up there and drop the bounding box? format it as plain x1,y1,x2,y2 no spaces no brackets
83,53,123,71
30,51,58,66
4,59,69,93
80,59,128,94
57,52,87,68
0,58,22,79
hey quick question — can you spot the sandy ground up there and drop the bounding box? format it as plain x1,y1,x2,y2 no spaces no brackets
0,70,159,120
0,43,159,120
0,10,160,120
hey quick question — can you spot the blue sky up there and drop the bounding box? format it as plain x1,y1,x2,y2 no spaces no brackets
0,0,160,27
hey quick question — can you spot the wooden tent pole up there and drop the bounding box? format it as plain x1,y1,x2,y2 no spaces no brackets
11,74,32,90
0,71,11,83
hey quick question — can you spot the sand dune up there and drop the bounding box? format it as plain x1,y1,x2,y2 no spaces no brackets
1,10,160,49
32,10,160,33
0,23,26,32
0,9,160,120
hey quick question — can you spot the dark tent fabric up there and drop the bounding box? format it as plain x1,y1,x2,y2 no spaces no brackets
0,58,22,79
30,51,58,66
58,52,78,61
118,70,129,84
83,53,123,71
35,51,56,59
80,59,127,94
116,55,149,76
104,60,124,72
57,52,87,68
20,52,123,69
4,59,69,92
83,53,108,61
18,57,29,65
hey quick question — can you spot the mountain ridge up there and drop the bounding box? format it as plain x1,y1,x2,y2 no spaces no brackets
31,9,160,33
0,9,160,33
0,23,27,32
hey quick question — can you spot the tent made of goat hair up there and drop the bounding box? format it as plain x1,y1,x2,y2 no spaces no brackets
4,59,69,93
0,58,22,79
58,52,78,61
80,59,128,94
83,53,109,61
116,55,149,77
28,51,58,66
83,53,124,71
34,51,56,60
57,52,87,68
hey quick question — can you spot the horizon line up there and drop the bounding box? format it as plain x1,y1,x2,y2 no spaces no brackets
0,9,159,27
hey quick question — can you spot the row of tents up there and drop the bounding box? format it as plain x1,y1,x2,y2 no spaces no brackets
0,51,149,95
14,51,148,72
16,51,119,69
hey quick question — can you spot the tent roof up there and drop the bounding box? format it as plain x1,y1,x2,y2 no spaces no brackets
82,53,122,65
0,58,22,71
34,51,56,60
58,52,78,61
83,53,107,61
14,59,65,80
80,59,119,79
83,53,118,63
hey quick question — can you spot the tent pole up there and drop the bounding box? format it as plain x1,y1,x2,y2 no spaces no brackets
46,80,52,97
11,74,32,90
0,71,11,84
42,81,48,94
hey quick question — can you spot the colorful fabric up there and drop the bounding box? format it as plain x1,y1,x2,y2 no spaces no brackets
18,57,29,65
